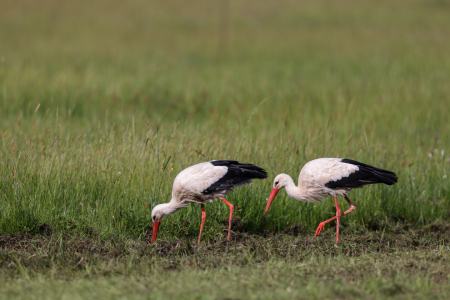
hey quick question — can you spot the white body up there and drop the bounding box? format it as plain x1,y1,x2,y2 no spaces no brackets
152,161,255,222
274,158,360,202
172,162,250,204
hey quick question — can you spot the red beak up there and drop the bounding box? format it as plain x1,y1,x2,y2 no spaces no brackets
265,188,279,214
152,221,160,243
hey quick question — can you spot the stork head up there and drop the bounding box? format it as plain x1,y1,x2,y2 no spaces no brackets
265,173,291,214
151,203,177,243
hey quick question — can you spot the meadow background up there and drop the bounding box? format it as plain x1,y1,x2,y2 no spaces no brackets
1,0,450,299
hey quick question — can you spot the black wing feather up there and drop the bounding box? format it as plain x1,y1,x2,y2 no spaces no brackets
202,160,267,195
325,159,398,189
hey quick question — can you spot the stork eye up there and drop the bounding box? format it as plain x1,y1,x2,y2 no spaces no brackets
275,181,279,185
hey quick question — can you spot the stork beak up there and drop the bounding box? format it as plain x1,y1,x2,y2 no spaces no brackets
265,188,279,214
152,221,160,243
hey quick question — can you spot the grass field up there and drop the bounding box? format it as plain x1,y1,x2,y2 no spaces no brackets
1,0,450,299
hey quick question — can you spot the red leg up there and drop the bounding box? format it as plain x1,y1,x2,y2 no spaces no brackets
221,197,234,241
335,196,341,243
314,196,341,241
315,195,356,243
343,195,356,214
198,204,206,244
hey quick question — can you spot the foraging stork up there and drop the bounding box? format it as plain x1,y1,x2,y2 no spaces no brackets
264,158,397,243
151,160,267,243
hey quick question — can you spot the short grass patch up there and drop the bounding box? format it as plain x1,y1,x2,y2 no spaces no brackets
1,222,450,299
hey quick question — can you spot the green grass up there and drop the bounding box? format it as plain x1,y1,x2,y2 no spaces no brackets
2,224,450,299
1,0,450,298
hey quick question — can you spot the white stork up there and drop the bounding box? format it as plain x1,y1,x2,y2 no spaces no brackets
264,158,398,243
151,160,267,243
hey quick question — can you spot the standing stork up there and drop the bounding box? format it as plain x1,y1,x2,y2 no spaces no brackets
264,158,397,243
151,160,267,243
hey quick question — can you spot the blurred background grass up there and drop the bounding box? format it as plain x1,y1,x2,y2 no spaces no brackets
0,0,449,239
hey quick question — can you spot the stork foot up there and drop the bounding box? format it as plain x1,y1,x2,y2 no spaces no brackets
314,196,356,243
315,222,326,237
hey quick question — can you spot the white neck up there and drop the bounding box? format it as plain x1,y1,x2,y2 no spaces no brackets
283,175,323,202
283,175,304,201
157,200,185,217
